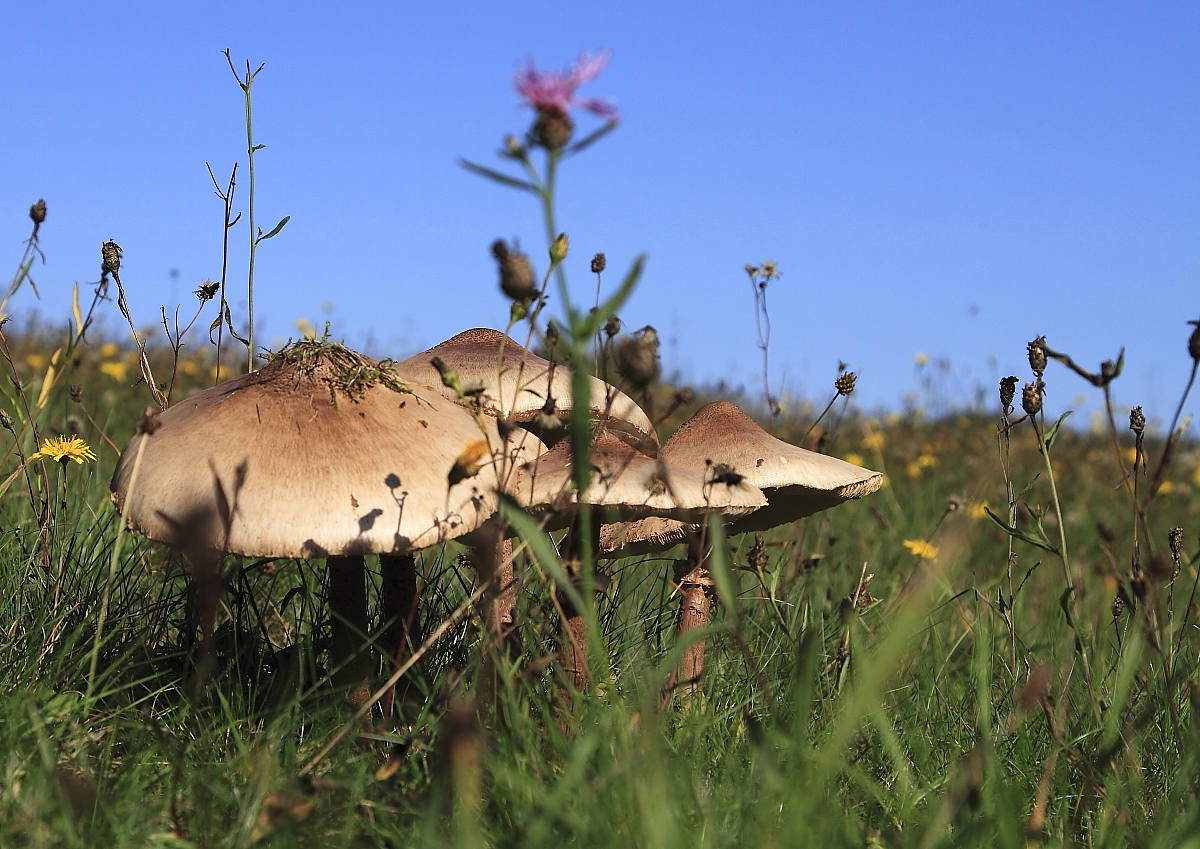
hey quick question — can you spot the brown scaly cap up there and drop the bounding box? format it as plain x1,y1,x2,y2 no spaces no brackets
510,431,765,531
110,342,542,558
395,328,658,451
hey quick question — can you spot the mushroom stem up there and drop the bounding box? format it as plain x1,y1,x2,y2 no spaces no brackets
558,510,601,693
675,552,714,702
327,555,372,705
380,553,420,709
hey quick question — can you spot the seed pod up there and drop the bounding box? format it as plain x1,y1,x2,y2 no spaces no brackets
1129,406,1145,435
1021,381,1042,416
604,315,621,338
616,326,659,389
834,372,857,396
1027,336,1047,374
590,253,606,274
29,200,46,225
491,239,537,301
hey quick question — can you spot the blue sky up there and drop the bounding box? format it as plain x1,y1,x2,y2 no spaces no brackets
2,2,1197,424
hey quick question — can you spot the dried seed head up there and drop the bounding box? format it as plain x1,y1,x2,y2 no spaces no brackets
1111,593,1125,619
999,376,1019,413
69,384,83,404
760,261,779,279
604,315,621,338
195,280,220,302
137,406,161,435
590,253,606,274
744,264,759,278
615,326,659,389
1129,406,1146,435
1170,527,1185,562
834,371,857,396
1021,381,1042,416
491,239,537,301
1027,336,1047,374
1189,320,1200,362
673,386,695,406
29,199,46,225
101,240,122,276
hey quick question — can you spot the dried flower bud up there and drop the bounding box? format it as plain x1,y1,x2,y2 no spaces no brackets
1170,527,1185,563
760,261,778,279
1189,321,1200,362
616,326,659,389
591,253,606,274
29,199,46,225
1021,381,1042,416
195,280,220,302
549,232,569,264
101,240,122,276
69,384,83,404
1111,593,1125,619
1100,359,1117,381
491,239,537,301
744,264,759,278
544,322,559,349
137,406,160,435
0,410,12,432
1027,336,1047,374
503,135,524,157
1129,406,1145,435
604,315,621,338
673,386,695,406
834,371,857,396
999,376,1019,413
430,356,462,395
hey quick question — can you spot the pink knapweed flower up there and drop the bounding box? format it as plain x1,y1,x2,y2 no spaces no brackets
514,50,618,121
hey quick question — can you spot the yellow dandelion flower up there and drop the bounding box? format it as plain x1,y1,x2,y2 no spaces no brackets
914,352,929,367
916,453,937,468
902,539,938,559
179,359,198,376
98,342,119,358
1158,481,1175,495
24,352,46,370
98,361,128,382
30,435,96,465
967,502,989,520
905,461,922,479
862,432,885,450
843,452,865,467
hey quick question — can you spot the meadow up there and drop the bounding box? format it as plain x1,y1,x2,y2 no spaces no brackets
4,53,1200,848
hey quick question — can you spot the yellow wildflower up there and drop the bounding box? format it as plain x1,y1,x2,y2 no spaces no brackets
886,412,902,427
295,318,318,340
98,361,128,382
24,353,45,370
905,461,922,479
1158,481,1175,495
862,432,885,450
914,352,929,367
30,435,96,465
902,539,938,559
843,452,865,467
967,502,989,520
98,342,119,358
916,453,937,468
179,359,198,376
1124,446,1138,465
449,439,490,486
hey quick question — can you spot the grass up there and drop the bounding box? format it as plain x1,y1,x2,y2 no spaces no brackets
2,317,1200,847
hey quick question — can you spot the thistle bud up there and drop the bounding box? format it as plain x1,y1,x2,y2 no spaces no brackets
1189,321,1200,362
430,356,461,395
101,240,122,276
999,376,1019,413
1101,359,1117,381
1027,336,1047,374
29,199,46,225
1021,381,1042,416
549,232,569,265
591,253,606,274
1129,406,1145,435
616,326,659,389
532,109,573,151
491,239,537,301
834,371,857,396
673,386,695,406
604,315,621,338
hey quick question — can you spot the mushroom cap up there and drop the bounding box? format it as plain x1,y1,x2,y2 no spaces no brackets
510,431,765,530
599,400,883,553
110,344,543,558
395,328,657,451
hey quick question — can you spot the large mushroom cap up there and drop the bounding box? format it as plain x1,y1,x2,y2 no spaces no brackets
510,431,765,530
395,328,657,452
111,343,541,558
600,400,883,553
